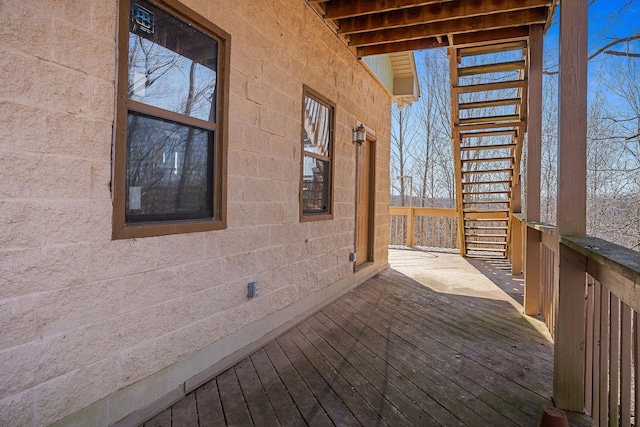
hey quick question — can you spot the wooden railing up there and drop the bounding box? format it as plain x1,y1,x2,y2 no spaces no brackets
521,220,559,337
523,222,640,424
562,236,640,426
389,207,458,250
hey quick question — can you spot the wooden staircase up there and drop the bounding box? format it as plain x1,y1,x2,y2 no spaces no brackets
449,42,527,258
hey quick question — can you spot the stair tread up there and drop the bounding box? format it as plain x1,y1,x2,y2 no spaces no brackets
465,226,509,230
463,201,509,204
462,168,513,175
466,246,507,252
463,191,510,195
465,233,508,237
464,218,509,222
458,114,521,125
466,240,507,245
462,180,511,185
460,144,517,152
461,157,513,163
465,253,507,259
463,208,509,213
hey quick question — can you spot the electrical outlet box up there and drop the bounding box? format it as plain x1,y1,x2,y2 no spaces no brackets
247,282,258,298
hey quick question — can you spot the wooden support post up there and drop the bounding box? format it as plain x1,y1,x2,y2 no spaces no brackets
407,207,415,247
511,179,523,274
523,25,543,314
554,244,587,410
524,227,541,315
511,217,523,275
553,0,588,412
527,25,543,224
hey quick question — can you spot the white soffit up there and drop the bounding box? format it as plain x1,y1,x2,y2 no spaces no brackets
389,51,420,107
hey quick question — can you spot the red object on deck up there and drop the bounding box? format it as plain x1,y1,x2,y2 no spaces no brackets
539,407,569,427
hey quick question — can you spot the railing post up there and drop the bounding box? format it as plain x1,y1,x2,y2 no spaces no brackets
524,227,541,315
511,216,523,275
407,207,415,247
524,24,543,316
554,243,587,410
554,0,588,412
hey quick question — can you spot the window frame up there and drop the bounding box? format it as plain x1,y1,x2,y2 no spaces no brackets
113,0,230,239
300,86,335,222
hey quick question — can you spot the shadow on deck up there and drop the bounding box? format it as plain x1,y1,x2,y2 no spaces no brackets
140,249,592,426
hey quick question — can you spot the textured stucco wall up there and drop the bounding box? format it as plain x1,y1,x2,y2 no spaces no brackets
0,0,391,425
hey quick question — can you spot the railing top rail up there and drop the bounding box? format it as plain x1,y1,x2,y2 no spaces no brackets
412,207,457,217
389,206,457,217
526,220,557,236
561,235,640,286
389,206,411,214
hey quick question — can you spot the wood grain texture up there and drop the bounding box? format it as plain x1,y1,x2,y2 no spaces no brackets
556,0,588,235
143,250,594,427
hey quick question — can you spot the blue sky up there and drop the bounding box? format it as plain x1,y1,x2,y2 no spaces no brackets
545,1,639,53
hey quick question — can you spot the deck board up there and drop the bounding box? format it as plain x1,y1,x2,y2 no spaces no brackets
313,308,517,426
250,348,307,426
350,278,554,397
234,358,280,426
216,368,253,425
194,382,225,427
337,283,546,422
139,249,594,427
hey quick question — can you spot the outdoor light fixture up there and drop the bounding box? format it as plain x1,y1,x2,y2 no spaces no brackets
353,124,366,145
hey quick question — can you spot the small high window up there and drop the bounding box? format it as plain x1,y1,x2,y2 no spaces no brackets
301,87,335,220
113,0,229,238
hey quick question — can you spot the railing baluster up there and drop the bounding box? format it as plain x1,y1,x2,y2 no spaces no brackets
517,222,639,426
635,310,639,427
600,282,610,427
585,276,595,416
610,294,621,427
621,303,632,427
592,279,601,422
388,208,459,251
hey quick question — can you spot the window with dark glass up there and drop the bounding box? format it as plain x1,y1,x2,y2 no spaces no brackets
113,0,228,238
301,88,334,219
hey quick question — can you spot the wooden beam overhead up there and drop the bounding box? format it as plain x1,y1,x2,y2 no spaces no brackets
356,38,447,57
312,0,551,56
348,8,547,48
337,0,551,35
324,0,450,20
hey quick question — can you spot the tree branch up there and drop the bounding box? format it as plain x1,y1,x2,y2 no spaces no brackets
604,50,640,58
589,34,640,60
544,33,640,75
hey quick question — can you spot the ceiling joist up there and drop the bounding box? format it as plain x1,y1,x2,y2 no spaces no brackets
348,8,548,48
324,0,451,20
309,0,554,57
337,0,551,35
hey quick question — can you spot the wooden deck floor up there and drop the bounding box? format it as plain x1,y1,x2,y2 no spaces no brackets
141,249,592,427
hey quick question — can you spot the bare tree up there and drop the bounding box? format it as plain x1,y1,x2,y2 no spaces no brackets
391,103,419,206
412,49,453,208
